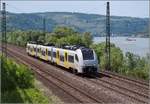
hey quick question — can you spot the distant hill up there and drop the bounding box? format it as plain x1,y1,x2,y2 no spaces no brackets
1,12,149,37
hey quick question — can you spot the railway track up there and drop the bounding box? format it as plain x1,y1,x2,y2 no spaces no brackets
97,72,149,98
93,71,149,103
87,77,149,103
4,44,149,104
100,71,149,89
6,46,104,103
8,44,149,87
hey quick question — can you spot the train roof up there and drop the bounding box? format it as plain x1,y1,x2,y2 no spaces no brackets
28,41,37,44
28,41,44,45
27,42,91,51
62,45,88,51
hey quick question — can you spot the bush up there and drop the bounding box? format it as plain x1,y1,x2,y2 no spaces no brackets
15,64,34,88
1,56,49,103
1,57,16,91
123,52,149,80
1,56,34,90
91,42,123,72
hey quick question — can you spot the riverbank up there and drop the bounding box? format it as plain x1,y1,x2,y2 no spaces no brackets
93,37,149,57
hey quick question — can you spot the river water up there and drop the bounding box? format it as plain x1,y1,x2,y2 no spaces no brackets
93,37,149,57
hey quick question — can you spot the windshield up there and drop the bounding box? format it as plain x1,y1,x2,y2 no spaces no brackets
82,49,94,60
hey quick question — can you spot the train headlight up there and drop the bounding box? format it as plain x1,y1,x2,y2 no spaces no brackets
93,63,97,66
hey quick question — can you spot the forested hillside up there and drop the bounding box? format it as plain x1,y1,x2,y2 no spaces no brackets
2,12,149,37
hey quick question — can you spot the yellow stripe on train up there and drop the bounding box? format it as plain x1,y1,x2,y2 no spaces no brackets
64,51,69,68
56,49,60,65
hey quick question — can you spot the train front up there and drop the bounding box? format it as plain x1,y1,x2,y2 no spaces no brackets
76,47,99,74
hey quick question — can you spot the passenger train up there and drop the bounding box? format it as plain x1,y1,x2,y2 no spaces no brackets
26,42,99,74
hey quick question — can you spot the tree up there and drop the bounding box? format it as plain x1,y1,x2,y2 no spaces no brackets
125,52,136,70
53,26,77,38
49,26,85,46
38,35,45,43
66,34,83,45
91,42,123,72
82,32,93,47
56,37,68,47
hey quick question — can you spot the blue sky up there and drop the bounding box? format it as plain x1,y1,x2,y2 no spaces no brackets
2,1,149,18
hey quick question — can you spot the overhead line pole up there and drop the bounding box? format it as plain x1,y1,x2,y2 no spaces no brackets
43,17,46,43
1,2,7,58
105,2,111,71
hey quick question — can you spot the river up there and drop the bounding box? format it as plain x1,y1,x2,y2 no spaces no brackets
93,37,149,57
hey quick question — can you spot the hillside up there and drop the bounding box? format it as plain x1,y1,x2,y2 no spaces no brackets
2,12,149,37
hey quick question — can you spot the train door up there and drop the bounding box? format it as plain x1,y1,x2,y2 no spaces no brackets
33,46,36,56
32,46,34,56
56,50,60,65
37,47,40,58
35,45,37,57
46,48,48,61
75,54,79,71
64,52,68,68
39,47,41,59
51,48,53,62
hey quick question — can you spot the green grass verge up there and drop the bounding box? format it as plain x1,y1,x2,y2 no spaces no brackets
1,56,50,103
2,87,49,103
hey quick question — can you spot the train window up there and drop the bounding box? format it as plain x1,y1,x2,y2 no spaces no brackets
60,55,64,62
37,48,40,52
42,50,45,56
48,51,51,56
75,54,79,62
53,52,56,58
34,48,36,52
82,49,94,60
44,51,46,56
68,55,74,63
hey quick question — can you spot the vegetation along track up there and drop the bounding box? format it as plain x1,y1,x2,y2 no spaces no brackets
5,44,149,104
6,47,104,103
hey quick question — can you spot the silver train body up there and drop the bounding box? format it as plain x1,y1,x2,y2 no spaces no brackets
26,42,99,74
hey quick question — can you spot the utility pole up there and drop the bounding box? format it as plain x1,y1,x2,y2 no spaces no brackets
105,2,111,70
43,17,46,43
1,2,7,58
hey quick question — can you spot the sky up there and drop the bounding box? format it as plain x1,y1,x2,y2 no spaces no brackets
1,1,149,18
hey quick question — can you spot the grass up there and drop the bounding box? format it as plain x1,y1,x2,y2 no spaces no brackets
2,87,49,103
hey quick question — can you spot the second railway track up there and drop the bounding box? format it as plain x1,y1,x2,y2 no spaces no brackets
100,71,149,89
87,76,149,103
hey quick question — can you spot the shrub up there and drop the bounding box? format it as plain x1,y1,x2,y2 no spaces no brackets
1,56,34,89
15,64,34,88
